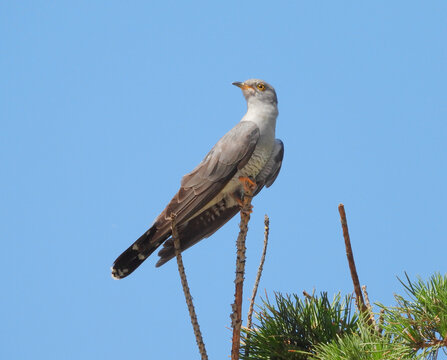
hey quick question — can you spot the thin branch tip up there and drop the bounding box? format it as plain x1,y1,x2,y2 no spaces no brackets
247,214,270,331
338,204,370,318
170,215,208,360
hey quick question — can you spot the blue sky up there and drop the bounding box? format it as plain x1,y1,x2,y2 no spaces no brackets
1,1,446,359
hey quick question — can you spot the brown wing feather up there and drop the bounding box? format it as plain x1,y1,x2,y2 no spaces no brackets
155,121,260,229
156,138,284,267
112,121,260,278
155,198,240,267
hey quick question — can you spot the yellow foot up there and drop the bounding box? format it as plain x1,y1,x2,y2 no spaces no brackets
232,194,244,207
243,204,254,214
238,176,256,192
230,192,254,213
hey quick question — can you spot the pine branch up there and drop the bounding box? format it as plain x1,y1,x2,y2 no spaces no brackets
379,272,447,357
241,291,359,359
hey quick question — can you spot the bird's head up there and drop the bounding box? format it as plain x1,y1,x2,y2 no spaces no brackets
233,79,277,106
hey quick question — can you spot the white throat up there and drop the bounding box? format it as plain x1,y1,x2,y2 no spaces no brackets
241,99,278,136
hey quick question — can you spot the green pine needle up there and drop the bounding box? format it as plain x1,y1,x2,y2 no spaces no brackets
240,273,447,360
378,272,447,359
241,292,358,359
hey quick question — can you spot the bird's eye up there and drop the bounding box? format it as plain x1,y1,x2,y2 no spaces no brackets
257,83,266,91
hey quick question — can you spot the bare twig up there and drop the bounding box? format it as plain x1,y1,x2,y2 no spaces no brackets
171,214,208,360
338,204,368,315
302,290,313,300
244,214,270,358
362,285,377,329
246,214,270,330
231,178,255,360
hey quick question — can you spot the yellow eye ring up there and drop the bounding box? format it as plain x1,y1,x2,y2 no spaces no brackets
257,83,266,91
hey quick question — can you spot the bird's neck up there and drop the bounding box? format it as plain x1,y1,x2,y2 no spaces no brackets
241,100,278,136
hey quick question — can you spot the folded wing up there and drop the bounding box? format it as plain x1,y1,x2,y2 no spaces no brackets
111,121,261,278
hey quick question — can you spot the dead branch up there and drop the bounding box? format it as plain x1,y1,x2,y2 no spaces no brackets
338,204,368,315
244,214,270,358
231,178,255,360
246,214,270,330
171,214,208,360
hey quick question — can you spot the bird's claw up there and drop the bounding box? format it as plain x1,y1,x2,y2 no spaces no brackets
243,204,254,214
230,192,254,213
238,176,256,193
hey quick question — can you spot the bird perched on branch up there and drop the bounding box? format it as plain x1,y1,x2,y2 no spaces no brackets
112,79,284,279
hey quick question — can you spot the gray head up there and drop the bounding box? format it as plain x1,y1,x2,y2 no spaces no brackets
232,79,277,106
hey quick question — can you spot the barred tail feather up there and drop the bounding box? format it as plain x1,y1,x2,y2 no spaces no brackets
111,226,161,279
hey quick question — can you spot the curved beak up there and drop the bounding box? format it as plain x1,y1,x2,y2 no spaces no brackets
232,81,253,90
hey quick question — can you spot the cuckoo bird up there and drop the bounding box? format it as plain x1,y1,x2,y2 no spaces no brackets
112,79,284,279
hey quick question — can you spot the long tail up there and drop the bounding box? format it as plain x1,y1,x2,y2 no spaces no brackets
111,226,164,279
